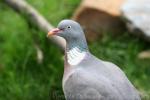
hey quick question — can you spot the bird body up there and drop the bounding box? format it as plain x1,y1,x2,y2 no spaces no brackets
63,52,140,100
47,20,141,100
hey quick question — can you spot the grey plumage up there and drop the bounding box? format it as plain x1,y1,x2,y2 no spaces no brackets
48,19,141,100
63,53,140,100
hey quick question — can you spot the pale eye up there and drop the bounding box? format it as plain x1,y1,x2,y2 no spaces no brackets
67,26,71,29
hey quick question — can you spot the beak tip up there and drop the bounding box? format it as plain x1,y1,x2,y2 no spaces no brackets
47,31,52,38
47,28,60,37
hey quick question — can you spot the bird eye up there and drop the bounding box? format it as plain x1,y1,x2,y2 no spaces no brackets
67,26,71,29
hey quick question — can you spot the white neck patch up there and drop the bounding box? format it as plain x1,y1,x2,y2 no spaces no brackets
66,47,86,65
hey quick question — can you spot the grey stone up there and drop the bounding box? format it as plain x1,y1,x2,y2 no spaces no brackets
121,0,150,41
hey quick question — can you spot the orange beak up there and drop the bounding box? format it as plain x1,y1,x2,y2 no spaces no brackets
47,28,61,37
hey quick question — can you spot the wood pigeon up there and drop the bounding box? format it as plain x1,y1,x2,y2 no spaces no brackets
47,20,141,100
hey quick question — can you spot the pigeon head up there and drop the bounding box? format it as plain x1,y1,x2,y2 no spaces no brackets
47,19,88,51
48,20,85,41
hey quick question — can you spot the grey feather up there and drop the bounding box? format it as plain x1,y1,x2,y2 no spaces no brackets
63,53,140,100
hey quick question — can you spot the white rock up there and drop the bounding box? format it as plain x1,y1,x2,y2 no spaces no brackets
121,0,150,41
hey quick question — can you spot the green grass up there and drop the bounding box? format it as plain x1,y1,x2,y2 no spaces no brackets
0,0,150,100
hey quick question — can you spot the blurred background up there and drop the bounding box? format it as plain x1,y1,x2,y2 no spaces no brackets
0,0,150,100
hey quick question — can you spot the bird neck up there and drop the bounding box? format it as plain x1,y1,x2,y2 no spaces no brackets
65,39,89,66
